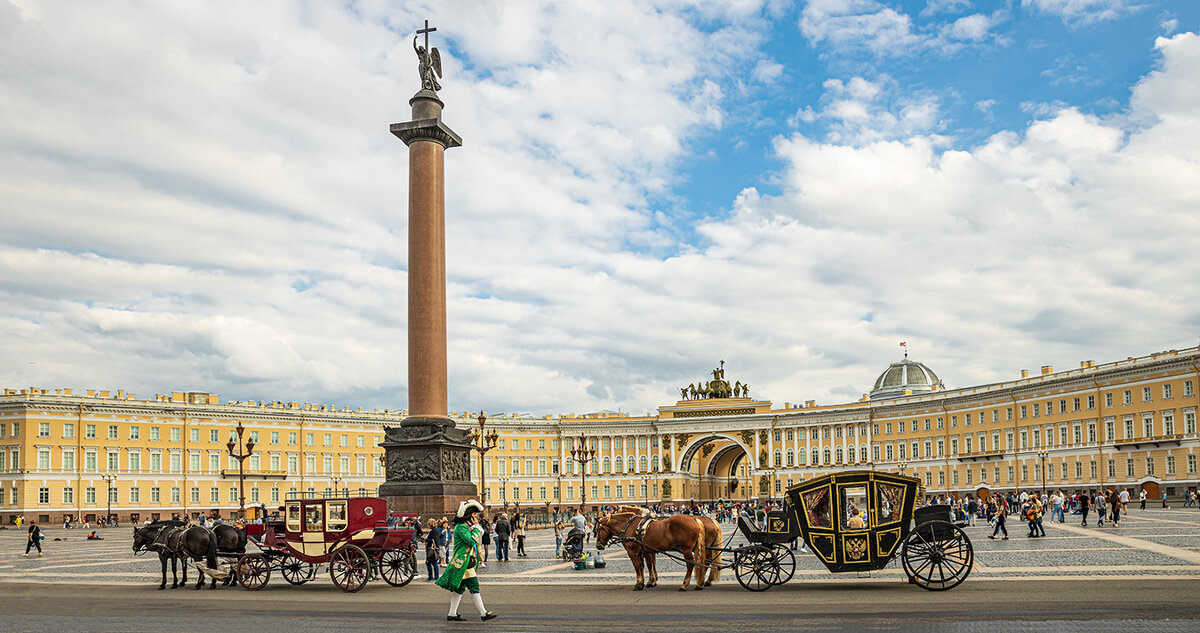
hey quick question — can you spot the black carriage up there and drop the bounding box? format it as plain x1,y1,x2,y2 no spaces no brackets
731,470,973,591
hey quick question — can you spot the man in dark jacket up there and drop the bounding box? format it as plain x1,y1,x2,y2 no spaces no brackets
25,522,42,556
493,514,511,562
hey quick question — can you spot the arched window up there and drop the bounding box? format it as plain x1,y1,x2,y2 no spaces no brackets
603,457,611,473
797,450,806,466
861,444,868,462
639,456,648,472
614,457,623,473
786,450,795,467
823,448,831,464
590,460,599,474
811,448,819,465
652,455,660,471
773,450,782,467
848,446,856,463
835,447,843,463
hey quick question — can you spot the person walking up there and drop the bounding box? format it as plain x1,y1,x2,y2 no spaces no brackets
1095,491,1107,527
513,513,527,557
988,498,1008,540
493,513,511,562
1120,488,1130,513
424,519,441,581
479,517,491,565
436,500,496,622
1109,489,1122,528
553,520,564,559
1140,488,1147,510
1079,491,1091,527
24,522,43,557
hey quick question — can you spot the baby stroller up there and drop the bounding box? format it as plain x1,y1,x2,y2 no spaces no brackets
562,527,586,559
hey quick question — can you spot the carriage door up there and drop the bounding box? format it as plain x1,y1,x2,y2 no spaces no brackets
837,484,870,565
298,501,328,557
872,481,907,561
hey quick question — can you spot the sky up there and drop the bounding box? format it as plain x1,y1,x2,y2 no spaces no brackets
1,0,1199,417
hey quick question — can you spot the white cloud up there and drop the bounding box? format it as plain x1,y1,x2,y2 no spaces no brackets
798,0,1002,57
1020,0,1132,24
752,58,785,83
1,2,1198,418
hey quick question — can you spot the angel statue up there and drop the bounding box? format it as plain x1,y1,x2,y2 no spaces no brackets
414,36,442,92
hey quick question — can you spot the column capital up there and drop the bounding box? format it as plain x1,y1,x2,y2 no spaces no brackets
390,119,462,148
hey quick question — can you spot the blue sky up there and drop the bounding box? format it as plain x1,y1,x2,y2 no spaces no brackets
1,1,1199,416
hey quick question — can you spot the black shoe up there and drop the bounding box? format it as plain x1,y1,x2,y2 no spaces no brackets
447,614,466,621
481,611,497,621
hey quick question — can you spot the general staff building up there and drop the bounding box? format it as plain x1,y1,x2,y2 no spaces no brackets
2,344,1198,524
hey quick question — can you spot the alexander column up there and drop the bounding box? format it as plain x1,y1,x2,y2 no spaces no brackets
379,20,476,514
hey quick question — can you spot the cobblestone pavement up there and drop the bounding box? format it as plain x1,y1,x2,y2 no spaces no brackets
2,506,1199,587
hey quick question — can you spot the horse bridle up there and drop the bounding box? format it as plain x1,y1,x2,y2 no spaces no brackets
596,512,642,551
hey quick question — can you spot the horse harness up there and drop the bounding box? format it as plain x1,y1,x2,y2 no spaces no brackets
605,513,724,571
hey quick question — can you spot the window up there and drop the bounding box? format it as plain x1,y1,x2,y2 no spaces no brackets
1186,411,1196,435
323,433,332,446
37,450,50,470
1125,418,1134,439
289,432,298,445
1106,420,1115,442
86,424,97,439
1167,455,1176,475
1188,454,1197,474
63,487,74,504
1163,384,1172,399
1021,465,1028,481
85,451,97,471
1144,416,1154,438
64,423,74,438
38,422,50,438
86,487,97,504
108,451,119,470
210,429,219,443
306,433,314,446
1186,381,1194,397
1146,457,1155,475
1123,390,1132,405
1073,398,1080,412
151,487,161,503
1126,458,1135,477
1020,405,1027,419
885,423,892,434
189,428,199,442
170,428,180,442
1087,395,1095,410
1164,414,1174,435
1143,387,1152,402
63,450,75,470
1105,393,1113,408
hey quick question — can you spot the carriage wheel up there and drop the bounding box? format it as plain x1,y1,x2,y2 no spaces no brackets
901,521,973,591
378,549,417,587
769,544,796,585
279,555,317,585
733,547,774,592
236,554,270,591
330,544,371,593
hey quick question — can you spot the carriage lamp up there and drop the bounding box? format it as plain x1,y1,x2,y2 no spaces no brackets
227,422,255,519
467,411,500,509
569,436,598,513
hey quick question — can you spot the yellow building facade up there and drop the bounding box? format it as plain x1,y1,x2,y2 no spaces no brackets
2,345,1198,524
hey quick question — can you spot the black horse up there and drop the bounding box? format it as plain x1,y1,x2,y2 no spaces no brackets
132,521,219,589
210,523,247,586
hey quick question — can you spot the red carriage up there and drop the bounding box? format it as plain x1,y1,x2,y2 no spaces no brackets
236,494,418,592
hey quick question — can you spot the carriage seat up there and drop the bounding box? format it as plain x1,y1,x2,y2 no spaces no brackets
737,516,765,543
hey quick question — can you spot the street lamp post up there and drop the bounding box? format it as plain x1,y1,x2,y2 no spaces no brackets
898,461,908,476
101,473,117,526
226,422,255,519
498,475,510,510
569,435,597,513
1037,451,1049,496
330,475,343,497
466,411,500,510
640,474,652,506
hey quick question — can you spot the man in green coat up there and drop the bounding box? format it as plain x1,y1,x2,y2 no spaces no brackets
436,500,496,621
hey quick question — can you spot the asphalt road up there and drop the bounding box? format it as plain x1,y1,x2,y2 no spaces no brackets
1,579,1198,632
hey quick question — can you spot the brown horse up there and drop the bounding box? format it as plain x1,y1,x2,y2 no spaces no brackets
641,514,722,589
596,510,707,591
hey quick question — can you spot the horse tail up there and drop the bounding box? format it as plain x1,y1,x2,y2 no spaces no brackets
204,527,218,570
692,517,706,570
709,519,722,583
